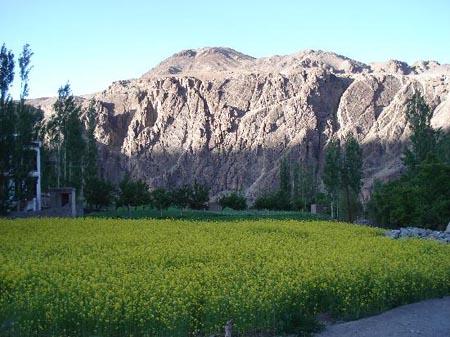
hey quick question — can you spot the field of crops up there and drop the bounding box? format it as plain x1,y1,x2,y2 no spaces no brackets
1,218,449,337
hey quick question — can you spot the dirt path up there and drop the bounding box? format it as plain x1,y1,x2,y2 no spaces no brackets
315,296,450,337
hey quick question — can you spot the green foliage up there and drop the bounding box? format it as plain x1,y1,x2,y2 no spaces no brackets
255,158,318,212
0,43,14,103
368,158,450,229
437,132,450,164
170,185,191,211
0,44,16,215
368,94,450,230
84,99,98,183
116,175,134,209
45,84,85,191
338,189,362,222
403,93,437,170
91,207,327,221
117,175,151,210
12,46,42,209
293,161,316,209
254,190,291,211
0,44,42,214
1,218,449,337
0,45,18,213
323,139,341,196
341,134,363,222
151,188,172,214
0,98,15,214
323,139,341,218
188,181,209,210
290,196,307,211
18,44,33,100
218,191,247,210
322,135,362,221
84,177,115,210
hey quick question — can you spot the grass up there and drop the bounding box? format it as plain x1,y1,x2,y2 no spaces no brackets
0,218,449,337
88,206,330,221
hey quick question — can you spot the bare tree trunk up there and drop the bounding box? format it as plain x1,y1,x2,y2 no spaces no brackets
345,185,352,222
225,320,233,337
57,145,61,188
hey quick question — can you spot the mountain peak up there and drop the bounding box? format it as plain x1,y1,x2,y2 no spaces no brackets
142,47,255,79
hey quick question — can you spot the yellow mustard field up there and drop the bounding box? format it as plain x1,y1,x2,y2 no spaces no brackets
0,218,449,337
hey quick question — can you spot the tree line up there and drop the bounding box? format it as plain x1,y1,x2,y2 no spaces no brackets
367,93,450,230
252,134,363,222
0,44,42,214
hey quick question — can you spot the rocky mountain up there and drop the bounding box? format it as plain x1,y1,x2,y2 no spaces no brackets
29,47,450,202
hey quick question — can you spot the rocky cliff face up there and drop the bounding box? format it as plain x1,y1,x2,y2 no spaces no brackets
29,47,450,201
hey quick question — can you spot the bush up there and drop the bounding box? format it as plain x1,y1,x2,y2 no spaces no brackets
218,192,247,210
84,178,115,210
188,181,209,210
368,159,450,230
116,175,151,210
151,188,172,215
291,196,307,212
254,190,291,211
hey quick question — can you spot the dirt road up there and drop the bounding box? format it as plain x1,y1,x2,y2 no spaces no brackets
316,296,450,337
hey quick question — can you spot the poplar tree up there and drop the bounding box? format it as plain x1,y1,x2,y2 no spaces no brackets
403,93,437,171
368,93,450,229
0,44,15,213
0,44,42,213
323,139,341,218
12,45,42,208
46,84,85,191
84,99,98,182
81,99,117,210
340,134,363,222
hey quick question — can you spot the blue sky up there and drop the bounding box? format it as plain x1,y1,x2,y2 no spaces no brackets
2,0,450,98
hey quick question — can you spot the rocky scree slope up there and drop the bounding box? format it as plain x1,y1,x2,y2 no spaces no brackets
29,47,450,201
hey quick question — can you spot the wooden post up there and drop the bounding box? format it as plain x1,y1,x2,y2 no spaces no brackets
225,319,233,337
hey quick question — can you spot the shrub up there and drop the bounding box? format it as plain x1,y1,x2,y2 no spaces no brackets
218,192,247,210
151,188,172,215
84,177,115,210
188,181,209,210
254,190,291,210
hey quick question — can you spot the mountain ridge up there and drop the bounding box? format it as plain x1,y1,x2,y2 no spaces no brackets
29,47,450,202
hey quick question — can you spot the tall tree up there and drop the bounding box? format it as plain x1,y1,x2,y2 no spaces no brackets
340,134,362,222
368,94,450,230
45,84,85,191
0,44,42,213
403,93,437,170
84,177,115,210
171,185,191,216
0,44,14,105
151,188,172,216
12,45,42,209
84,99,98,182
188,181,209,210
323,139,341,218
82,99,102,207
0,44,15,213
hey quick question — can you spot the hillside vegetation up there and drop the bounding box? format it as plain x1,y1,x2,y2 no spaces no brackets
1,218,449,336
